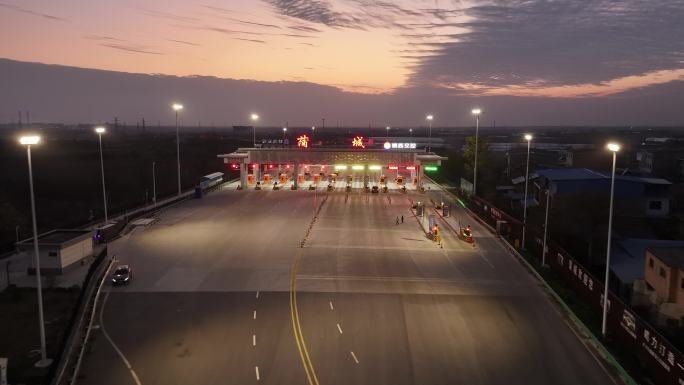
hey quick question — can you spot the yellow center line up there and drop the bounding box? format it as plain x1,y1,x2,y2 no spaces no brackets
290,247,320,385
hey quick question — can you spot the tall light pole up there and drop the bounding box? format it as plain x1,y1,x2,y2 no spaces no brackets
542,188,551,267
152,161,157,208
471,108,482,195
602,142,620,337
409,128,413,137
386,126,390,140
172,103,183,196
19,135,51,367
522,133,532,249
283,127,287,142
95,127,108,223
251,113,259,147
426,115,433,151
311,126,315,144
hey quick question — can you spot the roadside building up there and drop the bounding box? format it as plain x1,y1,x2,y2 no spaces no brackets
16,229,93,275
636,137,684,182
535,168,672,219
641,247,684,325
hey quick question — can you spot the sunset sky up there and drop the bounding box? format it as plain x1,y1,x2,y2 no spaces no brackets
1,0,683,125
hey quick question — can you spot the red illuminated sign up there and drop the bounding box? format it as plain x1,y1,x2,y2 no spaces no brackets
230,164,239,170
297,135,310,148
405,166,416,170
388,165,398,170
352,136,365,148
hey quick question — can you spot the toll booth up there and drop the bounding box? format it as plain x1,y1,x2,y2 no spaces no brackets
263,174,271,183
297,174,305,184
313,175,321,184
416,203,424,217
380,175,386,183
428,214,436,230
442,204,450,217
217,148,448,190
279,174,287,184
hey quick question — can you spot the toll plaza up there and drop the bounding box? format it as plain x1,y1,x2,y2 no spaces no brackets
217,147,446,191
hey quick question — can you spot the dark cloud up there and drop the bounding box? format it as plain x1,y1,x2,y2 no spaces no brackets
410,0,684,88
0,2,63,21
224,17,281,29
2,58,683,126
288,25,322,33
100,43,164,55
263,0,365,28
234,38,267,44
167,39,201,46
200,4,233,14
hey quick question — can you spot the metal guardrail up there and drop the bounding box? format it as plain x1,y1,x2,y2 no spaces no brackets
50,251,111,385
66,257,114,385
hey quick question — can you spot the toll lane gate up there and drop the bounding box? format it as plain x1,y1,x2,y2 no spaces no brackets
218,148,446,191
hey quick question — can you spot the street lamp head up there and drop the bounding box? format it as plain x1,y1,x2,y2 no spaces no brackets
386,126,390,130
172,103,183,111
607,143,621,152
409,128,413,132
426,115,433,121
283,127,287,132
95,127,106,134
19,135,40,145
250,113,259,121
524,134,533,141
311,126,315,131
472,108,482,115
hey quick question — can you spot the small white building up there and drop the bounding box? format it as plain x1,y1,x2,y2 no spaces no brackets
17,229,94,274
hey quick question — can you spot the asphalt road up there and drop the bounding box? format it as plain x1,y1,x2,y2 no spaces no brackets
77,185,617,385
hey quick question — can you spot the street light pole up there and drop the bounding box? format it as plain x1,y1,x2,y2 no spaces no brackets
542,189,551,267
426,115,433,152
19,135,51,367
386,126,390,140
251,113,259,147
95,127,108,223
173,103,183,196
409,128,413,137
472,109,482,195
283,127,287,142
522,134,532,249
152,161,157,208
602,143,620,337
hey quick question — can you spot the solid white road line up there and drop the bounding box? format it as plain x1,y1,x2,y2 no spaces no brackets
256,291,260,299
100,291,143,385
350,351,359,364
329,301,334,310
253,334,256,346
253,310,257,320
337,323,343,334
255,366,260,381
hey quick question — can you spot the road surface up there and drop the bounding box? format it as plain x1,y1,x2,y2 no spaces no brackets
77,185,617,385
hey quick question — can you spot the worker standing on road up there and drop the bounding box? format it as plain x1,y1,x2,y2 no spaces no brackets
401,215,404,224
